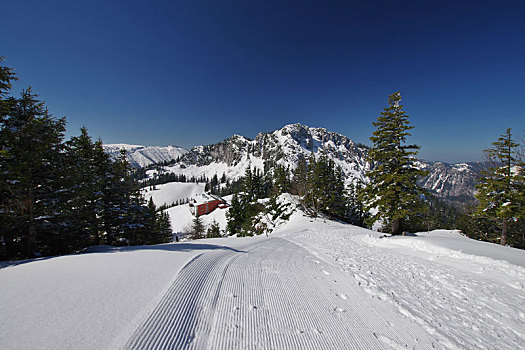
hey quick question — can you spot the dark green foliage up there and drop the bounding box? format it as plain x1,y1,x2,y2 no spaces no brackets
474,128,525,246
346,182,367,227
291,155,309,198
264,195,291,225
289,153,364,225
364,92,428,235
0,60,172,259
207,219,221,238
475,129,525,245
226,193,243,235
0,88,67,257
190,215,205,240
272,164,291,195
226,164,291,236
457,206,502,243
226,166,264,237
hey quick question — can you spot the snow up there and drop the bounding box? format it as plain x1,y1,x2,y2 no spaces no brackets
166,198,230,234
104,144,188,168
144,182,206,207
1,214,524,349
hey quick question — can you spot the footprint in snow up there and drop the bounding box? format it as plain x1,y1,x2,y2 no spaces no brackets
373,332,407,350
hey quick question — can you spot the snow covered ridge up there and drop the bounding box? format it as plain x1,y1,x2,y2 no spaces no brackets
153,123,372,187
104,144,188,168
416,160,485,204
110,123,485,204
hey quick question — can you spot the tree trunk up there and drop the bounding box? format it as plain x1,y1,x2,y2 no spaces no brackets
391,218,401,235
25,189,36,257
501,218,507,246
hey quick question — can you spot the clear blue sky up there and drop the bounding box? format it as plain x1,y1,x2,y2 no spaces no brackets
2,0,524,163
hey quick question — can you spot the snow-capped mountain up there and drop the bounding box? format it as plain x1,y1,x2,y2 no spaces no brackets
417,161,484,205
104,144,188,168
110,124,484,205
159,123,370,185
175,124,368,180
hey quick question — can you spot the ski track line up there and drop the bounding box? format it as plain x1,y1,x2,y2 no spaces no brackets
125,236,438,349
123,242,264,349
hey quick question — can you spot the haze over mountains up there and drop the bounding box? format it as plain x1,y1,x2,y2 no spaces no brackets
105,123,483,205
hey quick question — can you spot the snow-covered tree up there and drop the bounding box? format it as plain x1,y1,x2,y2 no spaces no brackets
364,91,428,235
475,128,525,245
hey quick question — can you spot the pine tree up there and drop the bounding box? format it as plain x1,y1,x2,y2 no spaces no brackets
190,215,205,240
475,128,524,245
272,164,290,195
365,92,428,235
207,219,221,238
291,155,309,197
154,210,173,243
62,127,102,249
0,88,66,256
226,193,242,235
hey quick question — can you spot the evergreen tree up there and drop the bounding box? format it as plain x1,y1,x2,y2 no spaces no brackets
364,92,428,235
226,193,243,235
207,219,221,238
346,181,367,226
190,215,205,240
291,155,309,197
62,127,102,249
0,88,66,256
273,164,290,195
0,59,174,258
475,128,525,245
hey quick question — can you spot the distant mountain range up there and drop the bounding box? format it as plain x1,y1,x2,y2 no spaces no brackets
105,124,484,205
103,144,187,168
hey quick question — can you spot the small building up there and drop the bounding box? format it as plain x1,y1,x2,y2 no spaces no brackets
189,194,227,216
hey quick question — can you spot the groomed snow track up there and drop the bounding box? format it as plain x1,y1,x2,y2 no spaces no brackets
124,237,435,349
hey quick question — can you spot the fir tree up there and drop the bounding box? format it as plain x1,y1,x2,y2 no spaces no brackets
272,164,290,195
475,128,524,245
207,219,221,238
0,88,66,256
291,155,309,197
190,215,205,240
226,193,243,235
365,92,428,235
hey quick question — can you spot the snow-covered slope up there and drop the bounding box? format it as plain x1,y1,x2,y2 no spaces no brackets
143,182,206,208
158,123,371,186
1,216,523,349
104,144,188,168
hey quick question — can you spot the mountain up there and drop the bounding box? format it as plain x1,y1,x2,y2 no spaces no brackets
158,123,370,186
417,161,484,205
103,144,188,168
110,124,484,205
